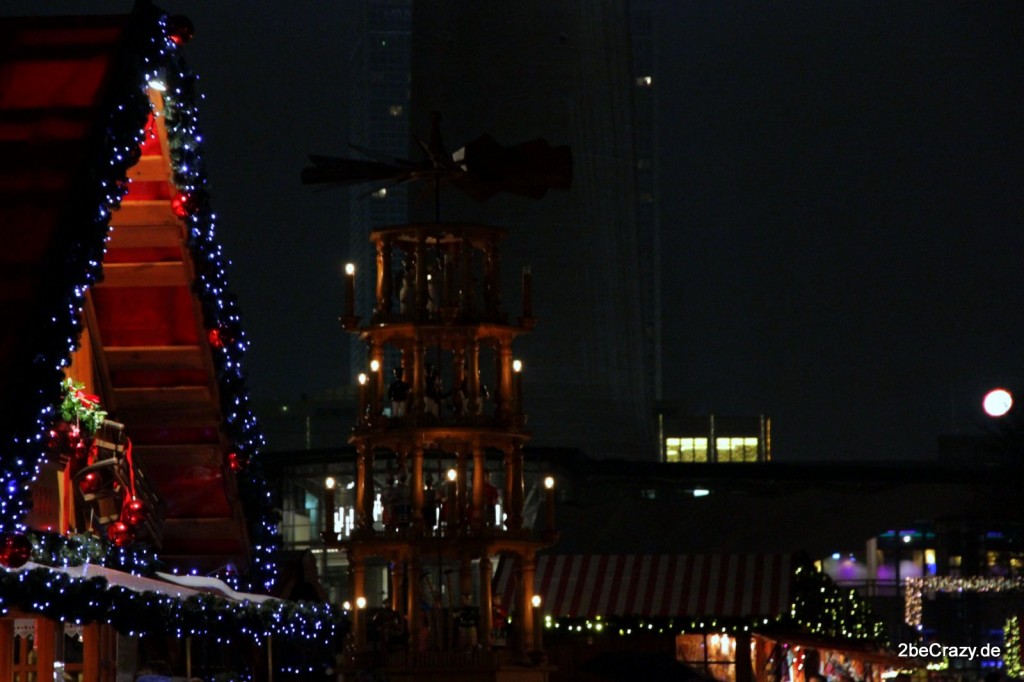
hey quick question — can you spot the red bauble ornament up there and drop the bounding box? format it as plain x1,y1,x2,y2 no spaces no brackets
167,15,195,45
72,433,89,461
122,498,148,526
171,192,196,218
227,452,246,473
208,328,224,349
79,472,102,496
0,533,33,569
107,521,135,547
47,423,66,453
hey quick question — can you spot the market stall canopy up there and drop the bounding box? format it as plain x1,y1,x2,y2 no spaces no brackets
494,553,793,619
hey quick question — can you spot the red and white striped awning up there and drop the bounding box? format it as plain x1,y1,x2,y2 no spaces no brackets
494,554,793,619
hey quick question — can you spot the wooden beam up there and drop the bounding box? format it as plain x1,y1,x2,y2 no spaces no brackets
106,223,182,249
104,345,205,371
112,385,212,410
97,261,186,287
126,155,169,182
110,200,177,227
132,444,222,467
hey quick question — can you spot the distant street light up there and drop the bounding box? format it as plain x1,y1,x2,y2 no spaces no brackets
983,388,1013,418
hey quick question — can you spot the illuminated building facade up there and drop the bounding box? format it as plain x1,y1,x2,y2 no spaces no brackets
663,414,772,463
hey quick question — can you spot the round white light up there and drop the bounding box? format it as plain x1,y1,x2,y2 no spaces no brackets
345,263,355,275
983,388,1013,417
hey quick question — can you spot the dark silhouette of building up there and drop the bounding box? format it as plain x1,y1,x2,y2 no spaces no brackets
408,1,657,460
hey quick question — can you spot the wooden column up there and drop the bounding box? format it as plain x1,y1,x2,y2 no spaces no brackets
478,555,494,649
352,559,367,649
460,554,473,607
411,445,425,528
443,249,456,309
471,445,485,529
503,448,516,529
390,559,403,612
414,236,427,319
497,342,513,419
467,339,480,412
461,233,474,314
408,555,422,650
453,344,466,413
512,446,525,530
455,450,468,528
369,341,384,420
356,446,374,530
518,556,536,653
375,237,391,316
83,623,100,682
412,339,425,417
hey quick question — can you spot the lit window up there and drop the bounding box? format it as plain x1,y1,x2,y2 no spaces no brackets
389,104,403,117
665,437,681,462
666,437,708,463
715,437,760,462
636,75,653,87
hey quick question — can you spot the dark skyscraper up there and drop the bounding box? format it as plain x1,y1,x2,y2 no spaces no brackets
348,0,412,377
409,1,657,459
629,0,664,407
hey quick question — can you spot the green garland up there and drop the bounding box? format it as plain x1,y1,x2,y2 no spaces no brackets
0,567,347,659
30,531,161,575
57,378,107,437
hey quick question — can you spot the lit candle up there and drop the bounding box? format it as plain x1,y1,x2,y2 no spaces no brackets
345,263,356,318
357,373,368,423
322,476,336,541
369,359,381,418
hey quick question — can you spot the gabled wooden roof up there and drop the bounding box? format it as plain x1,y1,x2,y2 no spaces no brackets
0,15,130,433
0,11,275,583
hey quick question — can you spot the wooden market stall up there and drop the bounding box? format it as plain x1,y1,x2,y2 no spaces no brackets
0,7,338,680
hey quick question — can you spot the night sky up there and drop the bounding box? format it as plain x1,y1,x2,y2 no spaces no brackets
7,2,1024,461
